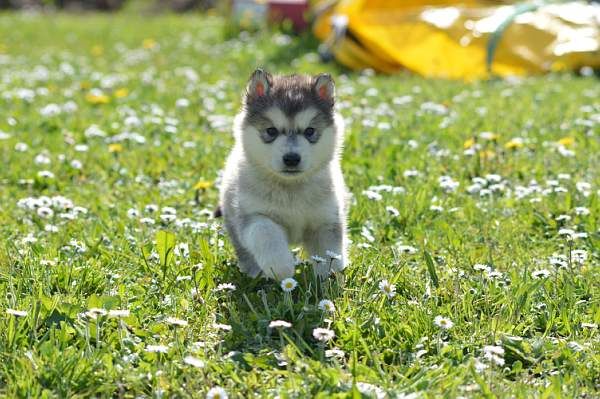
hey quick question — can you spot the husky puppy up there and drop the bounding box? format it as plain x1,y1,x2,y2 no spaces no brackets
218,69,348,281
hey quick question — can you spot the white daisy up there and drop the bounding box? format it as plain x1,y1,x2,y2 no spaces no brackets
318,299,336,313
280,278,298,293
433,315,454,330
312,327,335,342
379,279,396,299
206,387,228,399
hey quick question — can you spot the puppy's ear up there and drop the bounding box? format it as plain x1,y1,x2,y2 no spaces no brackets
246,68,272,99
314,73,335,105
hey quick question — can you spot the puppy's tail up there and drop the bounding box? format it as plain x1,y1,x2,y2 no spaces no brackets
213,205,223,218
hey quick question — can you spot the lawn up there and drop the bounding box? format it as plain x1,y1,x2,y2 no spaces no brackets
0,12,599,398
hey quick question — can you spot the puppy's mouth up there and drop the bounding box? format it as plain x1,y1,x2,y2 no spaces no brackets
281,169,303,175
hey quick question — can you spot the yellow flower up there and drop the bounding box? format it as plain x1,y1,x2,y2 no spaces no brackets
479,150,495,160
108,144,123,153
505,138,524,150
80,81,92,90
114,88,129,98
91,45,104,57
463,138,475,149
558,137,574,147
142,38,157,49
193,180,212,190
85,92,110,105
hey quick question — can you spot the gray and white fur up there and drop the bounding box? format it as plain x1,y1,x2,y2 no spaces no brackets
218,69,348,281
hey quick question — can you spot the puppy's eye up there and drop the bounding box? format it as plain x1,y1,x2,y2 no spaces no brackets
263,127,279,143
304,127,316,141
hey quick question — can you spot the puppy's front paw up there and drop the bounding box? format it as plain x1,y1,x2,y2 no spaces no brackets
259,253,295,281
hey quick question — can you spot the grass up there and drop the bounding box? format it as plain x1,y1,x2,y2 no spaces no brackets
0,12,599,398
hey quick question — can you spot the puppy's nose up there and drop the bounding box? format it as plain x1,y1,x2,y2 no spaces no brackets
283,152,301,167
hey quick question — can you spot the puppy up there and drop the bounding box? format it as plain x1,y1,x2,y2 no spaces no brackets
218,69,348,281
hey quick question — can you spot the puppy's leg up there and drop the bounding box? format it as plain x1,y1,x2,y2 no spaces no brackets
241,215,295,281
304,223,347,277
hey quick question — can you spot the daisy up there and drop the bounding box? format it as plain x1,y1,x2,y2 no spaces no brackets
6,309,28,317
326,250,341,260
165,317,188,327
386,206,400,217
378,279,396,299
213,323,232,332
108,309,130,318
433,315,454,330
325,348,345,359
312,327,335,342
311,255,325,263
145,344,168,354
206,387,228,399
215,283,236,292
280,278,298,293
183,356,205,368
318,299,336,313
482,345,505,366
532,269,551,279
269,320,292,329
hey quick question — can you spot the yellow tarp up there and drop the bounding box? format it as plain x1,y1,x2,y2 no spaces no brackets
313,0,600,79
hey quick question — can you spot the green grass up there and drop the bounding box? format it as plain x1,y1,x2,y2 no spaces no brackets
1,12,599,398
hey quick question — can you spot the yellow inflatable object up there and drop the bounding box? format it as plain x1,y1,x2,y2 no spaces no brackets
313,0,600,79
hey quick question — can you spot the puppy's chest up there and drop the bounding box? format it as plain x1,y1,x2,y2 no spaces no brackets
244,184,336,241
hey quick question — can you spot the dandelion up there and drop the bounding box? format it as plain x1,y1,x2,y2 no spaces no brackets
312,327,335,342
379,279,396,299
505,137,524,149
114,88,129,98
183,355,205,368
318,299,336,313
206,387,228,399
280,278,298,293
6,309,28,317
269,320,292,329
433,315,454,330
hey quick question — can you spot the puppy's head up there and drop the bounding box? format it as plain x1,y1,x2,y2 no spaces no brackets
237,69,341,181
